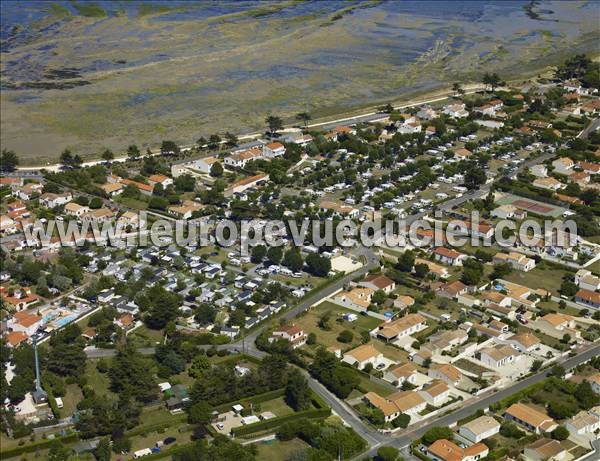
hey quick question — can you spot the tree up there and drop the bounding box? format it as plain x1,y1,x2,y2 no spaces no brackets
109,346,157,403
187,400,213,424
337,330,354,343
47,343,86,377
491,263,512,280
266,246,283,265
296,112,311,127
127,144,140,160
266,115,283,136
251,245,267,263
197,136,207,149
0,149,19,172
414,263,430,279
60,149,74,167
372,290,387,305
552,426,569,441
305,253,331,277
89,197,103,209
285,369,311,411
225,132,238,147
574,381,599,410
465,165,487,190
161,140,179,155
307,332,317,345
452,82,464,97
549,365,566,378
210,161,224,177
208,134,221,149
559,279,578,297
530,359,543,372
139,285,182,329
500,422,525,439
396,250,415,272
283,249,303,272
422,427,454,445
376,446,400,461
101,149,114,163
482,72,501,92
189,354,211,379
93,437,111,461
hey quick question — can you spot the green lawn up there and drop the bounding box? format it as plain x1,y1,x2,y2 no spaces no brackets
503,263,570,296
85,360,113,398
259,396,296,417
256,438,310,461
128,325,165,347
295,301,381,351
61,383,84,417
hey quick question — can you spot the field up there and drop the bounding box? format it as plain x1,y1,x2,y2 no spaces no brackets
295,301,381,350
2,2,598,162
503,263,571,296
256,438,310,461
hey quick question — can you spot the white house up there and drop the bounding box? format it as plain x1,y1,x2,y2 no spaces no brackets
565,408,600,436
477,344,520,368
342,343,384,370
195,156,221,174
262,142,286,158
39,192,72,208
575,269,600,292
443,103,469,118
529,164,548,178
419,380,450,406
269,324,307,349
459,415,501,443
552,157,575,175
493,252,536,272
433,247,468,266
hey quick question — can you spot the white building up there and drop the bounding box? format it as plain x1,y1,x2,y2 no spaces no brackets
459,415,501,443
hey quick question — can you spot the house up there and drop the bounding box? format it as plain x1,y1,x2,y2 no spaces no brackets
437,280,469,300
477,344,520,368
433,247,468,266
491,205,517,219
9,311,43,336
575,269,600,291
262,142,286,158
417,106,437,120
224,173,269,196
578,161,600,175
570,171,590,186
422,330,468,355
121,179,153,195
533,177,564,191
419,379,450,406
523,438,568,461
459,415,501,443
13,183,43,200
39,192,72,208
464,221,494,240
427,439,489,461
429,363,462,386
324,125,356,141
224,148,263,168
194,156,220,174
507,332,541,352
493,252,535,272
64,202,90,217
117,211,140,229
384,362,418,387
362,392,402,423
269,324,307,349
443,103,469,118
2,291,40,311
337,287,374,309
114,314,135,331
482,291,512,308
552,157,574,175
565,408,600,436
529,164,548,178
373,313,428,342
388,390,426,416
342,343,383,370
504,403,558,434
395,295,415,310
454,148,472,160
5,330,29,348
414,258,449,279
0,215,17,235
100,182,124,197
165,384,190,411
537,313,575,331
83,208,115,223
168,200,203,220
148,174,173,188
575,289,600,309
359,273,396,294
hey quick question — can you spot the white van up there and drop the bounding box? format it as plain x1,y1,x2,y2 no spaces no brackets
133,448,153,459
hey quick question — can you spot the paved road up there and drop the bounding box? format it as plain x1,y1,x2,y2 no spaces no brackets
84,346,156,358
578,117,600,139
356,342,600,459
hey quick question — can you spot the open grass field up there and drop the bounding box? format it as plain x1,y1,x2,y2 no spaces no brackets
503,263,571,296
295,301,381,350
256,438,310,461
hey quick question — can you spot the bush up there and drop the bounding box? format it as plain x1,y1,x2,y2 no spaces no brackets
392,413,410,429
337,329,354,343
422,427,454,445
552,426,569,441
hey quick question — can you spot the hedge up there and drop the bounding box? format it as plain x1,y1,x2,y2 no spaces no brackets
213,388,285,413
490,378,548,411
231,407,331,437
1,433,79,459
